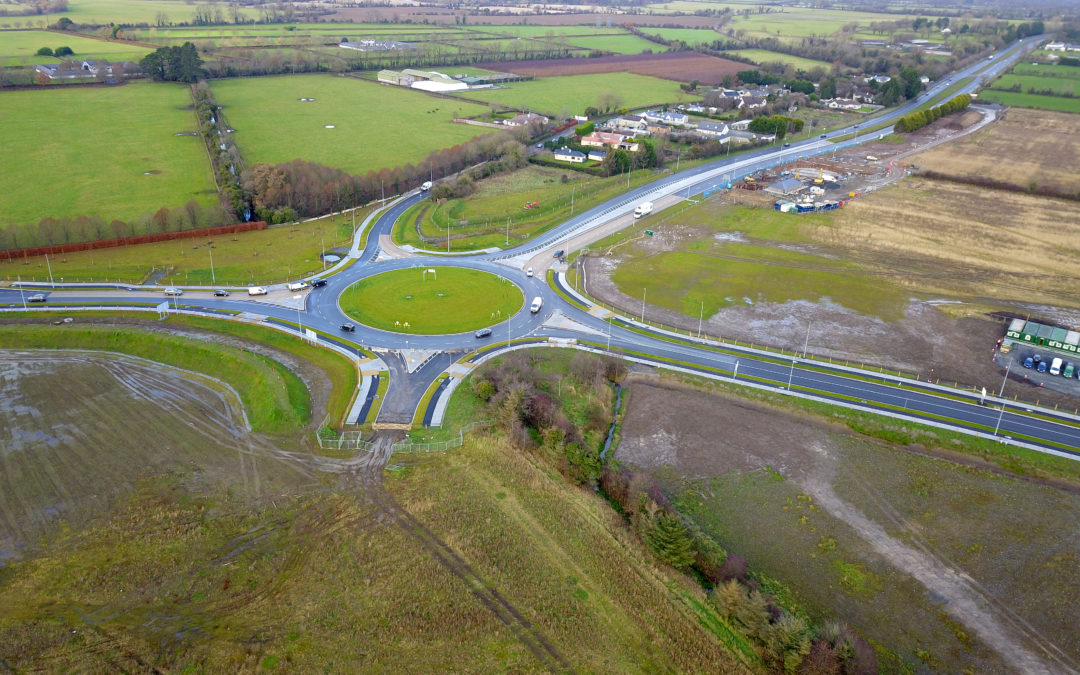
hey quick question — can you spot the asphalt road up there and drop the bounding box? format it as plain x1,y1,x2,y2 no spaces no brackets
7,36,1075,456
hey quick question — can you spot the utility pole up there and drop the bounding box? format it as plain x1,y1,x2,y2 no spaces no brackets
506,217,510,246
606,316,612,352
697,300,703,338
570,186,575,215
293,295,304,338
321,237,326,271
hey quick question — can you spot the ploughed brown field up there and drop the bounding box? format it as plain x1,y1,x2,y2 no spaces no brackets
476,51,745,85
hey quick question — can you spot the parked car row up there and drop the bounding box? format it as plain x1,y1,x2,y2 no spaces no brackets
1022,354,1079,379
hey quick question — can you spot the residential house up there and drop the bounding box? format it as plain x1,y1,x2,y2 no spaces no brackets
642,109,689,127
581,131,627,148
588,150,607,162
872,75,892,84
645,122,671,135
505,112,548,127
822,98,864,111
1046,42,1066,51
613,114,647,131
617,138,640,152
729,119,751,131
684,104,707,114
554,148,586,163
743,96,767,110
695,120,730,138
35,60,139,82
748,88,770,98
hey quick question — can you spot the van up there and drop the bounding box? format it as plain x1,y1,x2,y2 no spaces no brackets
421,181,433,191
1050,357,1063,376
530,296,543,313
286,281,310,292
248,286,268,296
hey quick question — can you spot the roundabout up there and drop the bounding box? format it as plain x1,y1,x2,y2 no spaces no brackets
338,266,524,334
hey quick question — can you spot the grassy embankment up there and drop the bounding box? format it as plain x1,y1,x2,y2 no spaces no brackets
339,267,523,334
0,324,308,433
394,165,657,251
0,82,217,226
0,207,371,286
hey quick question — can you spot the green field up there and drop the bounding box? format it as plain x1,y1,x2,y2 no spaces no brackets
466,25,626,38
340,267,523,334
602,201,909,321
979,89,1080,114
727,49,832,71
992,73,1080,96
730,8,921,38
211,75,496,177
460,72,695,117
0,208,369,285
0,82,217,226
0,30,151,66
562,34,663,54
14,0,255,24
638,27,729,46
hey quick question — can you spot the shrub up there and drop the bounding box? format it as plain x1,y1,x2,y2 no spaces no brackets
36,47,53,56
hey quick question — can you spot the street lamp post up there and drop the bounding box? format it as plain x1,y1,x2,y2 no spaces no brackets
17,275,26,310
293,295,304,338
640,287,646,323
994,359,1012,437
45,253,54,287
209,246,216,285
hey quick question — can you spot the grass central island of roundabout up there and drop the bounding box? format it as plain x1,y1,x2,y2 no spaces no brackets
340,267,524,334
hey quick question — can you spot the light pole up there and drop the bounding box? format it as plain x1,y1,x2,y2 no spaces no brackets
293,295,303,338
209,246,216,285
697,300,704,338
606,316,612,352
993,359,1012,437
17,275,26,310
788,322,811,390
45,253,54,287
640,287,646,323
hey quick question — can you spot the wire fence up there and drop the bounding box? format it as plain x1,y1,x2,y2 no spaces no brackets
391,420,491,454
315,429,369,451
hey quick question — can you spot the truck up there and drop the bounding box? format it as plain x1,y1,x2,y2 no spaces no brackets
1050,357,1063,376
421,181,432,191
530,296,543,313
634,201,654,219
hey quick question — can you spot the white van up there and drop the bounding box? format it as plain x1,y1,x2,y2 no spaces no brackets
530,296,543,313
421,181,433,191
1050,357,1063,376
286,281,310,292
248,286,268,296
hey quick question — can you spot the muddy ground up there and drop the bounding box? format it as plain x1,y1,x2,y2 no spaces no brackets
616,378,1080,674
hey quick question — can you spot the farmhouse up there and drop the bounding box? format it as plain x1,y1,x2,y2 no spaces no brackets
742,96,767,109
505,112,548,127
35,60,140,82
554,148,586,163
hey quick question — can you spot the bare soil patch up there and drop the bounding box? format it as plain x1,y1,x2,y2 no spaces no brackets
617,379,1080,673
478,51,745,85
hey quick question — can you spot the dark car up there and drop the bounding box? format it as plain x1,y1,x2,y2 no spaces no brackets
340,323,356,332
311,278,327,288
213,289,230,297
820,134,827,139
1033,354,1042,364
475,328,493,339
1037,361,1048,373
1023,357,1034,369
783,142,791,148
553,249,564,258
27,293,46,302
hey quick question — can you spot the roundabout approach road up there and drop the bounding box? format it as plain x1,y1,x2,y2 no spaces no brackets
6,35,1077,457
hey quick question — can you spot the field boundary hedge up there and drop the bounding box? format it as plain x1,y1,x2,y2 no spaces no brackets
0,221,267,261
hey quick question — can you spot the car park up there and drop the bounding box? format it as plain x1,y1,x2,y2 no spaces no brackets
475,328,492,339
311,278,327,288
163,287,183,296
340,323,356,332
213,289,230,297
27,293,46,302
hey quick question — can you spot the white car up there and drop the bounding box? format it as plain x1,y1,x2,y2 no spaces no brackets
286,281,310,292
526,267,534,277
247,286,268,296
163,287,183,296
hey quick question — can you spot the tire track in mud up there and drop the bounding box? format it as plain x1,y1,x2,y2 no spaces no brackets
799,463,1075,675
349,435,574,674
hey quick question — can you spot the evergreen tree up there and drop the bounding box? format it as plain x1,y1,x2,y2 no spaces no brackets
647,512,696,570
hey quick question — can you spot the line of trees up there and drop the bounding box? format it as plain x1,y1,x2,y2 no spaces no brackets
471,351,877,674
192,82,247,220
140,42,203,82
894,93,970,133
0,201,233,252
244,129,536,220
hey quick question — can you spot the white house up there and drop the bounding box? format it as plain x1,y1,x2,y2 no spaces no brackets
554,148,586,163
505,112,548,127
695,121,729,138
